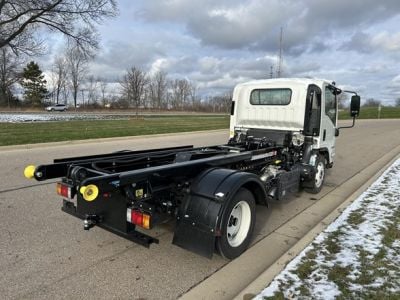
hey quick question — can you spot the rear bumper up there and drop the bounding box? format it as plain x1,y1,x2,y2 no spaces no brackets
62,199,158,247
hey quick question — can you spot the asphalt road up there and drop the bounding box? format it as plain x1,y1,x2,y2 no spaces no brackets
1,120,399,300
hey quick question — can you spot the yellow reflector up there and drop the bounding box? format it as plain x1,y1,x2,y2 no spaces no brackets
142,214,151,229
24,165,36,179
275,160,282,164
56,182,62,195
80,184,99,201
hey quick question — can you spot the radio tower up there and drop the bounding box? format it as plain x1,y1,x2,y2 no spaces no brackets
277,27,283,78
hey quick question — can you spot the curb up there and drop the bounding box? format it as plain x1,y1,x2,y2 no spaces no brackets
0,129,227,152
180,144,400,300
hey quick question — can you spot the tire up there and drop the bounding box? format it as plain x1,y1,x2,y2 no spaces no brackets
305,154,326,194
216,188,256,259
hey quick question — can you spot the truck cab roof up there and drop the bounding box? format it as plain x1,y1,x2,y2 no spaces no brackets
235,78,332,90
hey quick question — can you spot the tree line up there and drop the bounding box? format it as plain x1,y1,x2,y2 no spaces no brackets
0,47,232,113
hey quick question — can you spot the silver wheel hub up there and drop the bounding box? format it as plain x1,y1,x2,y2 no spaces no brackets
315,161,325,188
227,200,251,247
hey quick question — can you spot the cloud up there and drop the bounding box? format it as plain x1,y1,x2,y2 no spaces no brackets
138,0,400,55
96,40,164,70
370,32,400,52
342,31,400,54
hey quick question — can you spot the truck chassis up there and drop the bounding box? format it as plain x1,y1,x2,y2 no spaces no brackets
27,132,312,258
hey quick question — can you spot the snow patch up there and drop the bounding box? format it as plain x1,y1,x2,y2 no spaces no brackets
0,113,130,123
256,158,400,299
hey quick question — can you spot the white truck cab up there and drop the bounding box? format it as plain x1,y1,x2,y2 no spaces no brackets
230,78,359,167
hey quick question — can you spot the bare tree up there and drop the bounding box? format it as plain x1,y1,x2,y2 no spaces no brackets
363,98,381,107
0,47,22,107
86,75,98,106
50,55,68,104
189,83,201,110
209,93,232,113
99,78,108,107
0,0,117,55
66,44,88,108
120,67,148,115
171,79,192,110
149,71,168,110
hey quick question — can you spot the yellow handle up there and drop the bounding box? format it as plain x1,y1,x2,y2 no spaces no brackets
80,185,99,201
24,165,36,179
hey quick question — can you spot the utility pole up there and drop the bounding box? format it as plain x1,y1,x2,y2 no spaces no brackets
269,65,274,79
277,27,283,78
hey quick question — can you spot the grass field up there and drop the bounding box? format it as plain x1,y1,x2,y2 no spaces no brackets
1,107,399,147
0,115,229,146
339,106,400,119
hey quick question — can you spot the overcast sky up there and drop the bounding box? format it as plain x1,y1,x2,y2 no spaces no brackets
46,0,400,104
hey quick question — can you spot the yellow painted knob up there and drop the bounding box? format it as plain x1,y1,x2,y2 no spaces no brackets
24,165,36,179
80,185,99,201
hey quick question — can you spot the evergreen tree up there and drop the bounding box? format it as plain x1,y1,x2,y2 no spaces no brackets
21,61,48,106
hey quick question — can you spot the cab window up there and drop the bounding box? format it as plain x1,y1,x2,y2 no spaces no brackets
325,86,337,125
250,89,291,105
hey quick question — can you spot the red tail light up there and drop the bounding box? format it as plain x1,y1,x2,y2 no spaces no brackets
127,208,151,229
56,182,74,199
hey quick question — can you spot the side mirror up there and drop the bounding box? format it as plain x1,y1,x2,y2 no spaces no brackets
350,95,360,117
335,128,340,137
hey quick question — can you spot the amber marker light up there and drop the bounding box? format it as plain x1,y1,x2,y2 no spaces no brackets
142,214,151,229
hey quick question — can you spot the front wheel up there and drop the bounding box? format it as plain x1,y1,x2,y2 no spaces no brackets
305,154,326,194
216,188,256,259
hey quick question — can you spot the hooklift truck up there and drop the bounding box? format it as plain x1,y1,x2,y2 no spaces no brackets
24,78,360,259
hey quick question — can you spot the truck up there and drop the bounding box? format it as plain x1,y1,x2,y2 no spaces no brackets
24,78,360,259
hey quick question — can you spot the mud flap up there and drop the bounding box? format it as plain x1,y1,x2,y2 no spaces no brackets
173,193,222,258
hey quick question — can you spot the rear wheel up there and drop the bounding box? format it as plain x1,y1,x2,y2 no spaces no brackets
216,188,256,259
305,154,325,194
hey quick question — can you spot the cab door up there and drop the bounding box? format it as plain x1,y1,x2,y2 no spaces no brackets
319,84,338,164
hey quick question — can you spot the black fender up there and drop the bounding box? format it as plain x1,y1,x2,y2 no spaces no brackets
172,168,267,258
